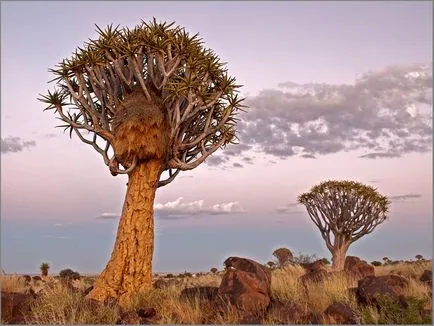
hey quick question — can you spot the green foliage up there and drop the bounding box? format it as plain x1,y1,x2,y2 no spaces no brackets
298,180,390,211
362,295,432,324
210,267,218,274
371,261,383,266
415,254,424,261
320,258,331,265
272,248,293,267
40,262,50,271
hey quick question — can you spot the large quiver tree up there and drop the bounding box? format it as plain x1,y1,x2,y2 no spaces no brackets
39,19,245,306
298,180,390,271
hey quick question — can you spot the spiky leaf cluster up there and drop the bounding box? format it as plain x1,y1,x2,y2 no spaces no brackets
298,180,390,249
39,19,245,186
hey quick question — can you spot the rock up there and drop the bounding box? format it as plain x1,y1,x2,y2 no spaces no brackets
217,257,271,318
1,291,35,324
301,260,327,272
179,286,219,302
117,310,142,324
420,270,432,286
136,307,156,319
267,300,307,323
344,256,375,280
324,302,361,324
357,275,409,307
300,269,329,285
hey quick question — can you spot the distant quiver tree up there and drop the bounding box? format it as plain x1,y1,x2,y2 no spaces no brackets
39,19,245,305
298,180,390,271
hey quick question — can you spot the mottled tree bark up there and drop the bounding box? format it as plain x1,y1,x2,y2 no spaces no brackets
86,159,162,306
331,242,350,271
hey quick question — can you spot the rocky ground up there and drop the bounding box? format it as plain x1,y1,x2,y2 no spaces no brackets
1,257,432,324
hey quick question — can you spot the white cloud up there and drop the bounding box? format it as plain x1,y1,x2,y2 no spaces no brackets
96,212,120,220
154,197,247,219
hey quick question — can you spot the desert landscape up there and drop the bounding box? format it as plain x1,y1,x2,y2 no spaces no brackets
1,254,432,324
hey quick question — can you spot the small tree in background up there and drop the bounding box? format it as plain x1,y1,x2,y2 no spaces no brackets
371,261,382,266
39,19,245,305
415,254,424,261
383,257,391,265
266,261,276,269
210,267,218,274
40,262,50,277
272,248,293,268
292,252,318,264
298,180,390,271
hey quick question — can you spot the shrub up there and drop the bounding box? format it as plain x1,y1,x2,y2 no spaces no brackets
210,268,218,274
362,295,432,324
59,269,80,280
371,261,382,266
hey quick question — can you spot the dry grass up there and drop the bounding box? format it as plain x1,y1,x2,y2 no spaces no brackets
374,261,432,279
2,261,432,324
27,283,119,324
0,275,27,293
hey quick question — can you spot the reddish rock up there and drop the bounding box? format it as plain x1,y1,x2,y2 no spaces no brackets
357,275,409,307
1,291,35,324
179,286,218,302
217,257,271,318
324,302,361,324
301,260,327,272
344,256,375,280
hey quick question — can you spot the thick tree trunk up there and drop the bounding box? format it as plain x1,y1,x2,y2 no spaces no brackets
331,243,350,271
86,159,162,307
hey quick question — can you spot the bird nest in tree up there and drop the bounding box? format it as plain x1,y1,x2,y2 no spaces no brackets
113,87,170,164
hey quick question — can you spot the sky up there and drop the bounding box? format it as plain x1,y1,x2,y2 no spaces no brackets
1,1,432,274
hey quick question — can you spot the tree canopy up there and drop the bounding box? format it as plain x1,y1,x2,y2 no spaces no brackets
39,19,245,186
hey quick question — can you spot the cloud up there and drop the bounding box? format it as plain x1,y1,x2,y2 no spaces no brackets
96,212,120,220
205,155,229,167
235,63,432,160
359,152,401,159
233,162,243,168
1,136,36,154
390,193,422,201
154,197,247,219
276,202,301,214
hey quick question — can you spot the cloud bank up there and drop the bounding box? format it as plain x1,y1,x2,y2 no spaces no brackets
208,63,432,166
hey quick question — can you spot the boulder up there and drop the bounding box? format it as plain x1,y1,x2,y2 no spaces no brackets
420,270,432,286
1,291,35,324
179,286,219,302
357,275,409,307
324,302,361,324
301,260,327,272
344,256,375,280
217,257,271,318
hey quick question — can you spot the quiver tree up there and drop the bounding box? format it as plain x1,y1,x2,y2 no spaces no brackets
39,19,245,305
298,180,390,271
272,247,293,268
